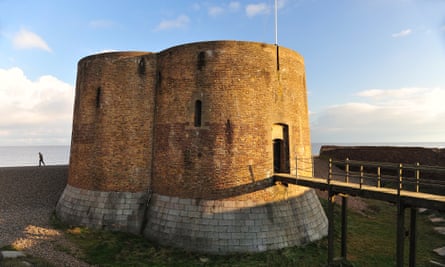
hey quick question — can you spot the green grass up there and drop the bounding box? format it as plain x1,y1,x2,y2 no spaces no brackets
61,226,329,267
328,198,444,267
50,197,444,267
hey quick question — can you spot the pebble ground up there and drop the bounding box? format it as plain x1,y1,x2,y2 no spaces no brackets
0,165,91,266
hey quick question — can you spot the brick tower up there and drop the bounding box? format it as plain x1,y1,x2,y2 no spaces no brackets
56,41,328,254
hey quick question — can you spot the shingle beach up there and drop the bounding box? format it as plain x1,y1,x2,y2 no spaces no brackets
0,159,349,266
0,165,91,266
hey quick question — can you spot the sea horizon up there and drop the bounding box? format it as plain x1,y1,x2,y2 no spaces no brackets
0,142,444,167
0,145,71,167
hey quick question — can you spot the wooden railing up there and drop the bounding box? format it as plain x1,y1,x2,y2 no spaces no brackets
328,158,445,196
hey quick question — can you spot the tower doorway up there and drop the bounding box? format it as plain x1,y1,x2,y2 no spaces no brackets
272,124,290,173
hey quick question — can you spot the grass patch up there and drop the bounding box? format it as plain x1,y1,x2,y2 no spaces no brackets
325,198,445,267
62,226,329,267
54,198,444,266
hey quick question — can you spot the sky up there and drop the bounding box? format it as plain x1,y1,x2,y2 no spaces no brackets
0,0,444,146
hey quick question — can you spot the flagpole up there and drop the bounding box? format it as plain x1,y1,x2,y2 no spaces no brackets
274,0,278,45
274,0,280,70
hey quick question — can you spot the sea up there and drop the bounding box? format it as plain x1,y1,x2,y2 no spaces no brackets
0,142,444,167
0,145,71,167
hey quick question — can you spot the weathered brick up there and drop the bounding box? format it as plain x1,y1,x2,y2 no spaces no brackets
57,41,328,255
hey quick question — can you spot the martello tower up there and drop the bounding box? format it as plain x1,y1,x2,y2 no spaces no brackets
56,41,328,254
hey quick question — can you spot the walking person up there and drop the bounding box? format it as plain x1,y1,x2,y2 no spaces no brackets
38,152,46,167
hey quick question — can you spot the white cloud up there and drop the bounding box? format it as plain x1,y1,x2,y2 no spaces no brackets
277,0,288,9
208,2,241,17
357,88,424,99
311,87,445,142
92,49,119,55
208,6,224,17
391,28,412,38
155,15,190,31
229,2,241,11
0,67,74,145
246,3,270,17
12,28,52,52
245,0,287,17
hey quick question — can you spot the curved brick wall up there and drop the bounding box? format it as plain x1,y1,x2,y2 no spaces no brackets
146,41,324,252
152,41,312,199
57,41,327,253
68,51,156,192
57,52,157,232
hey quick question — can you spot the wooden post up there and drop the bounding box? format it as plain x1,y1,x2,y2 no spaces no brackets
345,158,350,183
312,156,314,178
328,158,332,184
341,196,348,260
396,201,405,267
377,166,381,188
327,191,335,265
409,208,417,267
396,163,404,267
415,162,420,192
398,163,403,196
360,165,364,189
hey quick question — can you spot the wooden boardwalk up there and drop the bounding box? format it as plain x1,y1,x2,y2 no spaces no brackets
273,159,445,267
274,173,445,211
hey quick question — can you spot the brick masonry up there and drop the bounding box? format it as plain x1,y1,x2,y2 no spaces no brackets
56,40,328,254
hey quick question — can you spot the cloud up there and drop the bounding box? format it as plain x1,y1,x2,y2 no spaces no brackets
208,2,241,17
155,15,190,31
392,29,412,38
277,0,288,9
0,67,74,145
92,49,119,55
246,3,270,17
311,87,445,142
245,0,287,17
208,6,224,17
229,2,241,11
12,28,52,52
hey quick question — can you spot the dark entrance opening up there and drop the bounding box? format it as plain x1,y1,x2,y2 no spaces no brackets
273,139,283,172
273,124,290,173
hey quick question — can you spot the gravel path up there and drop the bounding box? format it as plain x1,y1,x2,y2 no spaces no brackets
0,165,91,266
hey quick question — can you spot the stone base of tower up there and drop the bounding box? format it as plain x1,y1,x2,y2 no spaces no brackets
143,186,328,254
55,184,149,234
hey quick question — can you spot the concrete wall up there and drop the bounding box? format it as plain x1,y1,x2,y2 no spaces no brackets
55,185,147,234
144,187,327,254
